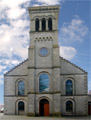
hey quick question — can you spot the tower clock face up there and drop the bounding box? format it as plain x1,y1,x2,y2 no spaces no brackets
39,47,48,56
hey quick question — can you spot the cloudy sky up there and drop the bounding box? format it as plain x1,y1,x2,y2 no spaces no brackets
0,0,90,104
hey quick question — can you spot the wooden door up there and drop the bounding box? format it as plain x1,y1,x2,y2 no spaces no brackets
44,103,49,116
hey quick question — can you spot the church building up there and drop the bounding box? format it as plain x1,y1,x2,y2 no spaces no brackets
4,5,90,116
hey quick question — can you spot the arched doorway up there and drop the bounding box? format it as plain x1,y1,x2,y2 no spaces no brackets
88,102,91,115
18,101,25,115
39,99,49,116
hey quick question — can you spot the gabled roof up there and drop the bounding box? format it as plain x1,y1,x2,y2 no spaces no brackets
4,59,28,76
60,56,87,74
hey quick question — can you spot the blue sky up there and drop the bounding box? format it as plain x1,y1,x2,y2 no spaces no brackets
0,0,90,105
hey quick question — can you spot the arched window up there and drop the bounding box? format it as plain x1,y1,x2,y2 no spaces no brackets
48,18,52,31
18,81,24,95
39,73,49,92
66,101,73,112
42,18,46,31
66,80,73,95
35,18,39,31
18,101,24,111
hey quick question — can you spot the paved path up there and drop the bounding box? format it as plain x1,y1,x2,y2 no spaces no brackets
0,114,91,120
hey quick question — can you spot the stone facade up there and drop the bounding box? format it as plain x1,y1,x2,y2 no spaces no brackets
4,5,90,116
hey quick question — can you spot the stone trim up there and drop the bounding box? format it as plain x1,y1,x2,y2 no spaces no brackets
4,75,28,77
61,94,88,96
28,91,61,94
60,73,87,75
35,37,53,42
28,66,61,69
35,39,53,42
29,11,59,15
31,15,56,21
28,5,60,12
29,30,58,33
4,95,28,97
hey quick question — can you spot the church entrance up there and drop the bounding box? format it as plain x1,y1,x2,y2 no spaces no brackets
39,99,49,116
88,102,91,115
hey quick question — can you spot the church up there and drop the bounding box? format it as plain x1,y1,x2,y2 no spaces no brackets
4,5,91,116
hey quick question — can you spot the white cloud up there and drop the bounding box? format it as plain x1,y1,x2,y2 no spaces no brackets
60,46,77,60
0,19,29,59
0,80,3,85
0,0,31,20
37,0,61,5
60,16,88,44
7,7,26,19
0,65,6,71
0,1,32,86
33,4,40,6
0,0,30,9
0,75,4,79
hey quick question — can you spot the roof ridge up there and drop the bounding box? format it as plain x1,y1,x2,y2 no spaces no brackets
60,56,87,73
4,59,28,76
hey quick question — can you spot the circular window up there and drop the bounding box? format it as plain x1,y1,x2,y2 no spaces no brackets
39,47,48,56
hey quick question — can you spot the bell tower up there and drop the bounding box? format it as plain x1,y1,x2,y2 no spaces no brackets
27,6,61,116
28,5,60,68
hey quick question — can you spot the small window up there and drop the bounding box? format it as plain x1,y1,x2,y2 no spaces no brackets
35,18,39,31
39,47,48,56
66,101,73,112
39,73,49,92
48,18,52,31
18,81,24,95
66,80,73,95
18,101,24,111
42,18,46,31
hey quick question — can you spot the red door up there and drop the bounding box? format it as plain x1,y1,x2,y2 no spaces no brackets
39,99,49,116
44,103,49,116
